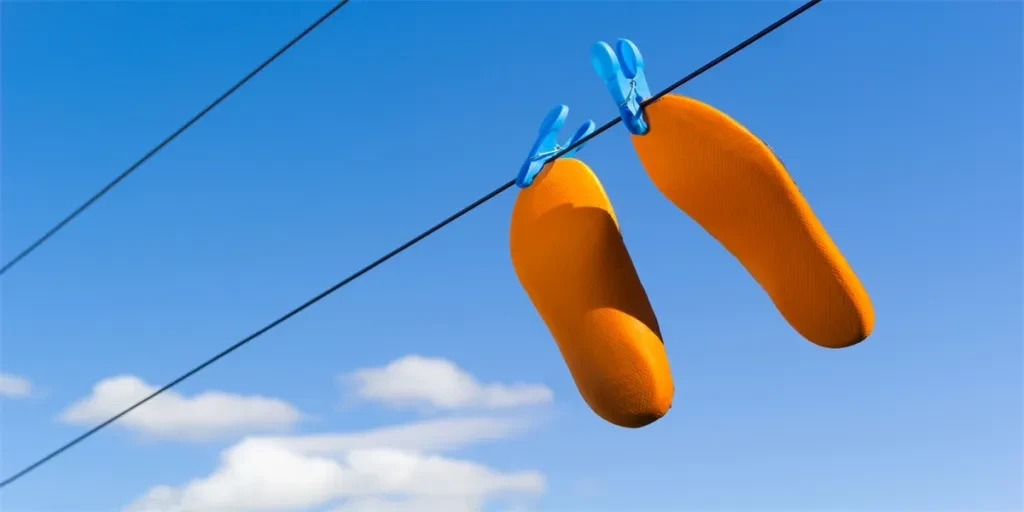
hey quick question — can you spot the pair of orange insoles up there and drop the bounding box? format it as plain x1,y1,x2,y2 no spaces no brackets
510,95,874,428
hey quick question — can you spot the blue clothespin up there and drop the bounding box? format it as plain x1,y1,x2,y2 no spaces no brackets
591,38,652,136
516,105,596,188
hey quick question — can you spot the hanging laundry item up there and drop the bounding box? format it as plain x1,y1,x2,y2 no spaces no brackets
510,106,674,428
593,39,874,349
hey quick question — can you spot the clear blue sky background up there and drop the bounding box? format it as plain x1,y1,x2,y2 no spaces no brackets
1,1,1021,511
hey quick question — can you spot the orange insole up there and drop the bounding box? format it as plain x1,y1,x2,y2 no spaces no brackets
510,158,674,428
632,94,874,348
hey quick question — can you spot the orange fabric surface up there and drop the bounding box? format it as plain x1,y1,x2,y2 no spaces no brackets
633,95,874,348
510,158,674,428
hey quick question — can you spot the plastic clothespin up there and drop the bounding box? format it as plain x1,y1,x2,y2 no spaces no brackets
591,38,652,136
516,105,596,188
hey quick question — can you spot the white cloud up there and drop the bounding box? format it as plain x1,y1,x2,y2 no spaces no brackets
0,372,32,398
343,355,553,410
60,375,301,440
123,416,545,512
268,416,534,455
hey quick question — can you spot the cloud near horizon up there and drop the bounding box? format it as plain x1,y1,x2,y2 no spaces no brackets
343,355,553,411
60,375,302,440
0,372,33,398
123,416,545,512
60,356,552,511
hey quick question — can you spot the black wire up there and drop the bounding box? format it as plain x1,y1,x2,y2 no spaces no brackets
0,0,821,489
0,180,515,490
0,0,352,277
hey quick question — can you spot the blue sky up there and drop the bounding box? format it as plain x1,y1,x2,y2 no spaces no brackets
1,1,1021,511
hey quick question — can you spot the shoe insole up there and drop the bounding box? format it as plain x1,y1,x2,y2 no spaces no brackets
510,158,674,428
632,95,874,348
